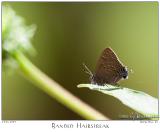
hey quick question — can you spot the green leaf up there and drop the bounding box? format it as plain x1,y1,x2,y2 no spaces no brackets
77,84,158,117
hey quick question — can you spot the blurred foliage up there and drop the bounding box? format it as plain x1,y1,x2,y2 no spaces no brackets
2,5,36,71
2,2,158,120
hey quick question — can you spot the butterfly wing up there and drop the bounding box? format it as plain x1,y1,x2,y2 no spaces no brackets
93,48,124,85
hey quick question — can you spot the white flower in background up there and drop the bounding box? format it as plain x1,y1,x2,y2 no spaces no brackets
2,5,36,70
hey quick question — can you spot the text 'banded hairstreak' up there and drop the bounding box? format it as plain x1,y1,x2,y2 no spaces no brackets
83,47,128,86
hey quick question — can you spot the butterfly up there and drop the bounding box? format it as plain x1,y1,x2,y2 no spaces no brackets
83,47,128,86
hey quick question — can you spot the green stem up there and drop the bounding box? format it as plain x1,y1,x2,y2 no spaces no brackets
14,51,108,120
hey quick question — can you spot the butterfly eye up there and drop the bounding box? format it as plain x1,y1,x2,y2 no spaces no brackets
123,75,128,79
121,67,128,79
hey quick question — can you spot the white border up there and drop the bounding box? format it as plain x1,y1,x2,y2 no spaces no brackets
0,0,159,131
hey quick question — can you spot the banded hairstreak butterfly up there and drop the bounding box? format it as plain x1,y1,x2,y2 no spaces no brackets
83,47,128,86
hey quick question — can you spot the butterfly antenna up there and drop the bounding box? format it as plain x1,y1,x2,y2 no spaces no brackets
128,67,134,74
82,63,93,76
130,69,134,74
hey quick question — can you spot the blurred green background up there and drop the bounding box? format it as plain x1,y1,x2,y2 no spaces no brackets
2,2,158,120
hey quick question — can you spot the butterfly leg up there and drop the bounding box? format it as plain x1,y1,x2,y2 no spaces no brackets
115,83,123,89
103,83,122,91
105,87,122,91
103,76,124,91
